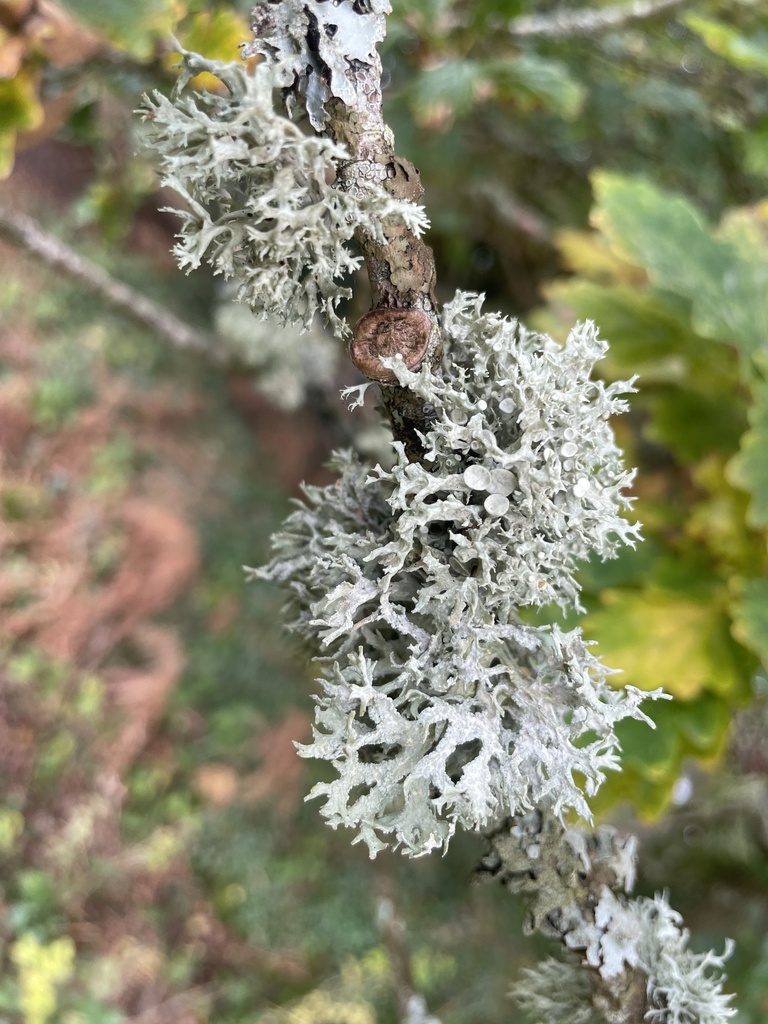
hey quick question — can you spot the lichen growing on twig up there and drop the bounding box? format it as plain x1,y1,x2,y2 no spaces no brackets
139,49,428,337
259,293,663,856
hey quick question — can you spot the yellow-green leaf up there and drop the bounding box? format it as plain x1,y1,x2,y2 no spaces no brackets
591,172,768,356
586,586,742,701
61,0,180,61
684,14,768,75
727,377,768,529
169,9,251,91
0,68,44,178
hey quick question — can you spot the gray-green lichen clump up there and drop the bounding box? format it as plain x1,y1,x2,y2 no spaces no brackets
513,899,736,1024
139,50,428,336
485,812,736,1022
259,293,665,857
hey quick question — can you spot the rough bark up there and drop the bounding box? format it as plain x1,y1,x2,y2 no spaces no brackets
249,0,443,460
478,811,651,1024
325,78,442,462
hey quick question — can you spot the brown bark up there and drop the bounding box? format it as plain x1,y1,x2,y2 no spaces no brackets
321,66,442,461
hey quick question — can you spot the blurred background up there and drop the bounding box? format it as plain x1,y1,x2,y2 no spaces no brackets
1,0,768,1020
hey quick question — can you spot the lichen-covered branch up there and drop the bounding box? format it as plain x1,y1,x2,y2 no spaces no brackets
244,0,442,458
478,812,736,1024
259,293,658,858
140,6,740,1023
140,50,427,340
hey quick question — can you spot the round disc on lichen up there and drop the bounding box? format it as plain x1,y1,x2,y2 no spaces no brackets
463,465,491,491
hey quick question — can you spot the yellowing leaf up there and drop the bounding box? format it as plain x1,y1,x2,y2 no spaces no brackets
727,376,768,529
169,9,251,91
687,458,761,571
592,694,732,819
0,67,43,178
586,586,742,701
61,0,181,62
730,577,768,671
591,172,768,356
554,228,645,285
684,14,768,75
591,765,674,821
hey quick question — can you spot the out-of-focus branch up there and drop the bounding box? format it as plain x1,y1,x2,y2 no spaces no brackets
474,181,553,246
374,880,442,1024
508,0,692,39
0,201,358,447
0,202,218,356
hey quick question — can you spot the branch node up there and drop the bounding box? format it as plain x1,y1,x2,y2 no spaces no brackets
350,308,432,383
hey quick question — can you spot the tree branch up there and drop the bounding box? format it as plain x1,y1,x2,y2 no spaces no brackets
508,0,692,40
0,203,218,357
247,1,443,461
477,811,648,1024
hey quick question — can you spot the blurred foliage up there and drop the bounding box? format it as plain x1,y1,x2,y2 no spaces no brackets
532,173,768,817
2,0,768,1019
384,0,768,307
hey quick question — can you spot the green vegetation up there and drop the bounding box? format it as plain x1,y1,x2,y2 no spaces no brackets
1,0,768,1020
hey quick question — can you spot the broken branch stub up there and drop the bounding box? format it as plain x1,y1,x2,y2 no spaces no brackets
350,308,433,383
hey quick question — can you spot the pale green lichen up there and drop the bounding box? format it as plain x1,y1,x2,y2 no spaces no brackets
512,897,736,1024
259,293,663,857
139,49,428,337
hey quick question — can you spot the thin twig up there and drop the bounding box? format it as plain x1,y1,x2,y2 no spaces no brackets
474,181,553,246
374,876,442,1024
508,0,692,39
127,986,210,1024
0,202,359,448
0,203,218,357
